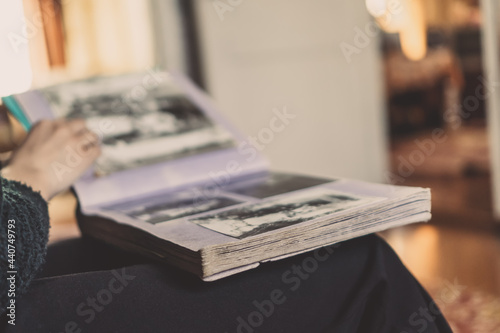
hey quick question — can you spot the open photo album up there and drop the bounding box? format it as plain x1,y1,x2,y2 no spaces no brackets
3,71,431,281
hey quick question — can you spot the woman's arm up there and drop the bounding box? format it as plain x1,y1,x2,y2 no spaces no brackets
0,119,100,310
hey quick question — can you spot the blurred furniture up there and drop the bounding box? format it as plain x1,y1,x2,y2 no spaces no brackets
452,27,485,124
385,48,464,137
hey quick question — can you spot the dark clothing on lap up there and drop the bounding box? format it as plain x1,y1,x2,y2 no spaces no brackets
2,235,452,333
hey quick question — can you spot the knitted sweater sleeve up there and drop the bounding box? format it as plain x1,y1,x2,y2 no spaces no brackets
0,176,50,312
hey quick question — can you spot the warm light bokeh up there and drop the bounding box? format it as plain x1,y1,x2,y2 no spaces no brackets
368,0,427,61
399,0,427,61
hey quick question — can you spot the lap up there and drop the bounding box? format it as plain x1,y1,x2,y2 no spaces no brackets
3,235,452,333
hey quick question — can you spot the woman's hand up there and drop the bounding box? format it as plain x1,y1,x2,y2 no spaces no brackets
2,119,101,201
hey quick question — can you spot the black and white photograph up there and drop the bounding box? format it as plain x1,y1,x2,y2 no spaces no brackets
41,73,236,175
226,172,334,199
191,188,377,239
105,191,243,225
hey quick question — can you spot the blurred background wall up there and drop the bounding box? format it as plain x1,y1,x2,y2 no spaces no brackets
195,0,387,182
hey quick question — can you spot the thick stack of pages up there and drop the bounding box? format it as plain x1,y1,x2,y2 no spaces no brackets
4,71,431,281
79,172,430,281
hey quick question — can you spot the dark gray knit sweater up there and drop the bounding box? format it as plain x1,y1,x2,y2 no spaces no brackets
0,176,50,313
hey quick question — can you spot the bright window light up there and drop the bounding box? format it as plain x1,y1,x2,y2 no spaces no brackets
0,0,33,97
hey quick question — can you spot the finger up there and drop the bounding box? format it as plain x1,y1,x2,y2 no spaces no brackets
29,119,58,141
73,130,100,154
77,142,102,164
32,119,58,131
66,119,88,135
77,128,100,145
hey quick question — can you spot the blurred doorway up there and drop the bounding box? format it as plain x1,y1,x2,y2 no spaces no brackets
375,0,497,230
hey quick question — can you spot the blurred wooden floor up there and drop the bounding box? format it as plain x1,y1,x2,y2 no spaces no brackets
390,126,496,230
386,125,500,299
381,224,500,298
